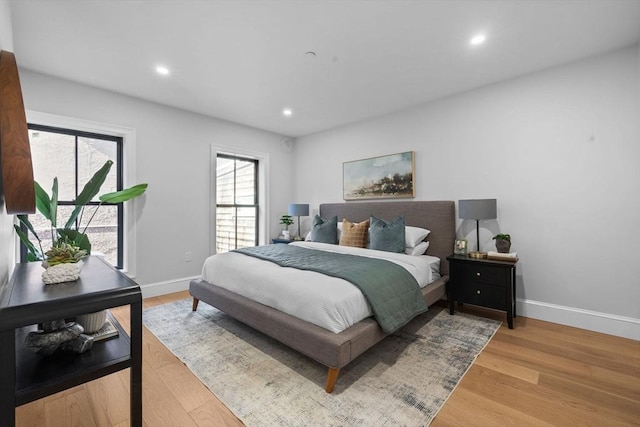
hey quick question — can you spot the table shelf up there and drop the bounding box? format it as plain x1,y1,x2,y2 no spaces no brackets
15,312,131,405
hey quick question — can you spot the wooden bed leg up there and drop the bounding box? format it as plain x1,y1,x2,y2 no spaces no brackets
325,367,340,393
192,298,199,311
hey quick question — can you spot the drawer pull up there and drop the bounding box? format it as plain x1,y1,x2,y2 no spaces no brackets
476,290,481,294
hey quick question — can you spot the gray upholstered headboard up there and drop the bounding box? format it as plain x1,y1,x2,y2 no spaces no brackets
319,201,456,277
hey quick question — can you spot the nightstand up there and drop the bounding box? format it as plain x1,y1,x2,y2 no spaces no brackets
271,238,293,244
447,254,517,328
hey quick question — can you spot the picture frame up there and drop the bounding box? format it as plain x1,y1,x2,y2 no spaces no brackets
454,239,468,255
343,151,415,201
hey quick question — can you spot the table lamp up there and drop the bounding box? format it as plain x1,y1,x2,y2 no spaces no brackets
288,203,309,240
458,199,497,258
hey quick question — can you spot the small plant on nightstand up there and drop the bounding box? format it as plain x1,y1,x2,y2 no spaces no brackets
279,215,294,239
492,233,511,253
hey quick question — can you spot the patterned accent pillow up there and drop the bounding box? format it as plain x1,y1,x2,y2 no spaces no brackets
339,218,370,248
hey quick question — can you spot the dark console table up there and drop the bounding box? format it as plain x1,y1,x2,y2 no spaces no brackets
0,256,142,426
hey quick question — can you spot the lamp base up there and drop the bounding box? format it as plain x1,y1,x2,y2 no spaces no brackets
468,251,488,259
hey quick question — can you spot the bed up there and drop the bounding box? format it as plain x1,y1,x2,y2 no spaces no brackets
189,200,455,392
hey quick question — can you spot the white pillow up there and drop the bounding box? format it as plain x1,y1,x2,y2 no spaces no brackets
405,226,430,247
405,241,429,256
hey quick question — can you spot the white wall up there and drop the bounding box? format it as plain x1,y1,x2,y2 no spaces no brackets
0,0,15,294
18,70,295,291
294,46,640,339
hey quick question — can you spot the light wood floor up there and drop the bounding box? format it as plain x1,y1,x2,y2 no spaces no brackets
16,290,640,426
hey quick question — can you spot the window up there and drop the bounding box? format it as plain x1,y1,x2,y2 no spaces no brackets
216,154,259,252
24,124,125,268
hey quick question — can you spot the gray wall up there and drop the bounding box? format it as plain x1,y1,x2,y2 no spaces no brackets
17,69,295,287
294,46,640,339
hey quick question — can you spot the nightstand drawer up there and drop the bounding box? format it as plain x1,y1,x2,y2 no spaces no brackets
459,282,507,311
459,264,507,286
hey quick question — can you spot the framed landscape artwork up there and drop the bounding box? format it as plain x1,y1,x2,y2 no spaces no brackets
343,151,415,200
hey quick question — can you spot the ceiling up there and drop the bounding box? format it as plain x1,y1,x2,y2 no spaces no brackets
9,0,640,138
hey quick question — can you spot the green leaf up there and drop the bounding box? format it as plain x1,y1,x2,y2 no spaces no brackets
57,229,92,255
64,160,113,229
26,253,41,262
50,177,58,228
16,214,41,243
34,181,52,220
99,183,148,204
13,225,42,260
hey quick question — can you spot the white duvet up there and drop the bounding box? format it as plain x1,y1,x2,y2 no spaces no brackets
201,241,440,333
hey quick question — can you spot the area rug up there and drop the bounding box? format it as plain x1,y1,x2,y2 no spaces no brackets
143,298,501,426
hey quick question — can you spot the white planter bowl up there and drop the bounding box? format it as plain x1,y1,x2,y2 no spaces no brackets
76,310,107,333
41,260,83,284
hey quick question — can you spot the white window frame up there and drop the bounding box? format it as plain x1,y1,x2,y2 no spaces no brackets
25,110,139,277
210,144,269,255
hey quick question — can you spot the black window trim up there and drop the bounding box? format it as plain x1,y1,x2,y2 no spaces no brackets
216,153,259,249
23,123,125,268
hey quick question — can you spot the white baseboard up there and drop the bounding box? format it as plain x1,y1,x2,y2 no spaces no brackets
140,276,198,299
139,280,639,341
518,298,640,341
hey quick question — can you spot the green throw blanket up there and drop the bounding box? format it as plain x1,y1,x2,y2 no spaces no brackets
234,244,428,333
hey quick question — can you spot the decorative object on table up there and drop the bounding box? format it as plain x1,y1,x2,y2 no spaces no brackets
487,251,519,262
492,233,511,253
288,203,309,240
76,309,108,334
86,317,119,341
454,238,468,255
25,320,93,355
279,214,294,239
41,260,84,284
458,198,497,259
40,241,87,284
14,159,148,263
343,151,415,200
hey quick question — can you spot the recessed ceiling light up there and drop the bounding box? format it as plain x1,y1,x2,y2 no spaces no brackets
282,108,293,117
155,65,170,76
470,34,486,46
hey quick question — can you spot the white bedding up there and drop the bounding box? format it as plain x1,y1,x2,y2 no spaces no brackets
201,241,441,333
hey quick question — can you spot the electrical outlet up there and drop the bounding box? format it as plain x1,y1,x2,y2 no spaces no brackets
185,251,192,262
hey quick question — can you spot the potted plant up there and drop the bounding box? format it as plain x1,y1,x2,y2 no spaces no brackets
14,160,147,333
492,233,511,253
279,214,294,239
40,241,88,284
14,159,147,280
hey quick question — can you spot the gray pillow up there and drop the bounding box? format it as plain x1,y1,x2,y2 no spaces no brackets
369,215,406,253
310,215,338,244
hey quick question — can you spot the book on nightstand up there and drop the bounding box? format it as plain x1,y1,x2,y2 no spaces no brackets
87,318,119,342
487,251,519,262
